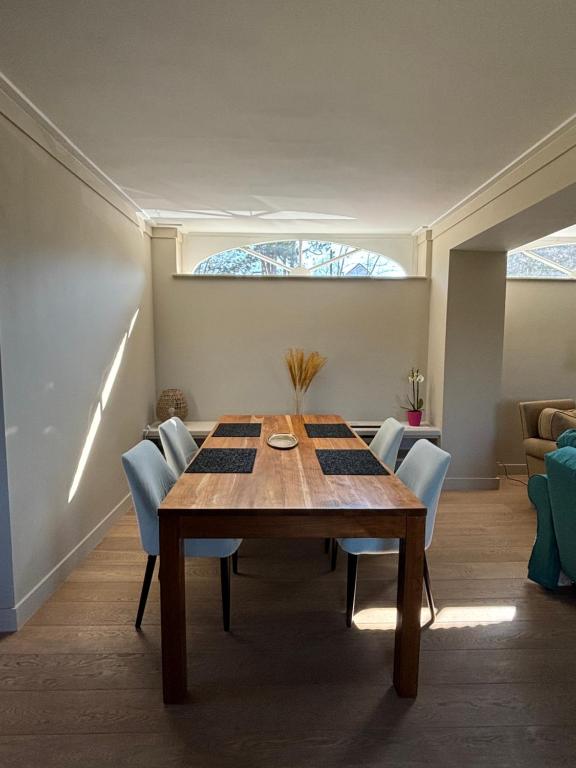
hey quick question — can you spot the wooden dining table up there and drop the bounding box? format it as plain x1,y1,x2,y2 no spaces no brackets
158,413,426,704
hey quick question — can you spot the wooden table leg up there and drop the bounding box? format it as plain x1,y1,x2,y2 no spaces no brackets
393,515,425,697
159,515,187,703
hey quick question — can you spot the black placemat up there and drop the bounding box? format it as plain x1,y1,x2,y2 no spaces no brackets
185,448,257,473
305,423,355,438
213,423,262,438
316,449,389,476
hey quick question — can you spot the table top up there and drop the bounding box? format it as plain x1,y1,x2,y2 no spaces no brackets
160,414,426,516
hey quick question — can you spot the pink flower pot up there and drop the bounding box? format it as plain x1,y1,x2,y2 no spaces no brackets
407,410,423,427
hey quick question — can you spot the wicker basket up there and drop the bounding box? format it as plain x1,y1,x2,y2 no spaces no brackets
156,388,188,422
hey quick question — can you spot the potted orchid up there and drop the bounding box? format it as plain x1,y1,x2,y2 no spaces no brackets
403,367,425,426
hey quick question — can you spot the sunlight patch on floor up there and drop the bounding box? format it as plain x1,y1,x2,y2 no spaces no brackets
353,605,517,630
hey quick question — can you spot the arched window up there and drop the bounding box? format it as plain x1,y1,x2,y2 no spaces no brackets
193,240,406,278
507,243,576,279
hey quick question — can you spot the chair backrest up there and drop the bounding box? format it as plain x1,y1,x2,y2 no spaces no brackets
396,439,451,550
121,440,177,555
370,418,405,470
159,417,199,475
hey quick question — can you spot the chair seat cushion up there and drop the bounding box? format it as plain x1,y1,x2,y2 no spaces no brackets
337,537,400,555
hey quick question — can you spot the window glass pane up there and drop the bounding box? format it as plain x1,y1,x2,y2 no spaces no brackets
341,250,379,276
531,245,576,271
194,240,406,278
195,248,288,275
311,259,345,276
301,241,355,270
311,249,404,277
506,251,568,279
250,241,299,269
369,253,406,277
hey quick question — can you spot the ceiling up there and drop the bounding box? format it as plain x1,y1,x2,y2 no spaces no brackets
1,0,576,233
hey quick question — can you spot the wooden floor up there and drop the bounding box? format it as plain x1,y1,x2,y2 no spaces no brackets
1,478,576,767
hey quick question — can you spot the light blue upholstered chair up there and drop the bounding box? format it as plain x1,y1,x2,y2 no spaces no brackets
158,416,199,475
121,440,241,630
159,417,240,574
370,417,405,470
328,417,405,567
335,439,451,627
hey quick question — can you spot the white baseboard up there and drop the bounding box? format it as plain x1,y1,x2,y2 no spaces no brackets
0,493,131,632
499,463,528,475
444,477,501,491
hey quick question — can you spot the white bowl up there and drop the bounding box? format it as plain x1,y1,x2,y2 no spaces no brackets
267,433,299,450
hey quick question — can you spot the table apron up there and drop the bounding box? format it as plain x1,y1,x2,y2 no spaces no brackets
173,513,409,539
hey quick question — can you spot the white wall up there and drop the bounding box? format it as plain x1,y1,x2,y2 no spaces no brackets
182,233,417,274
0,111,156,629
425,118,576,488
153,234,429,421
441,250,507,488
0,351,15,613
498,279,576,467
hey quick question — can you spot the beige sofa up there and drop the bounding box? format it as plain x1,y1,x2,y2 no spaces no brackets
519,399,576,476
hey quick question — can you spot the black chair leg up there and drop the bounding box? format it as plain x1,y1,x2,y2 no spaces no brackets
423,554,436,624
135,555,156,629
232,550,239,575
220,557,231,632
330,538,338,571
346,554,359,627
324,538,330,553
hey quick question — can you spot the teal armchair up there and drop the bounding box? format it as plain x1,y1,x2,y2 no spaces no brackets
528,430,576,588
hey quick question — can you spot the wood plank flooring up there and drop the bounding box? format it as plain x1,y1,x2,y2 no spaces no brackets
1,478,576,767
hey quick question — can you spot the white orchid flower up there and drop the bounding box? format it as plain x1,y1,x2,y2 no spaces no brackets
405,367,425,411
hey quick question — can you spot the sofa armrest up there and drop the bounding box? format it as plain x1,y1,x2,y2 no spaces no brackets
519,399,576,440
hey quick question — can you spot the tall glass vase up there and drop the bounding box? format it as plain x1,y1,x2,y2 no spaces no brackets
294,389,304,416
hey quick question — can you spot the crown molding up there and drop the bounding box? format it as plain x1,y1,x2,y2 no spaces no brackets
151,226,182,241
0,71,147,229
180,231,414,240
430,112,576,240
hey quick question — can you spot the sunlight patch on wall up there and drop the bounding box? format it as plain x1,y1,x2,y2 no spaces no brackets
128,308,140,337
101,335,127,409
67,307,140,503
67,404,101,503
